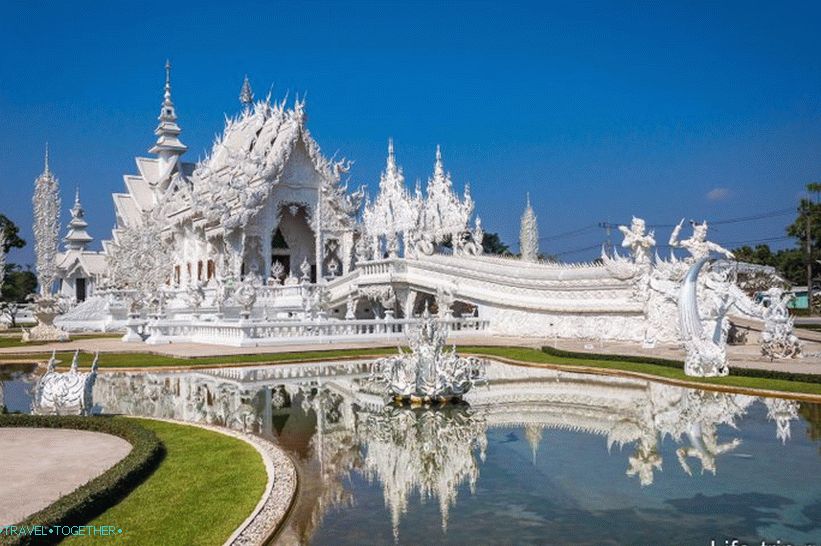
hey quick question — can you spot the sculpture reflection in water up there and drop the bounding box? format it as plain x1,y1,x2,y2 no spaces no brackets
361,405,487,540
86,361,803,541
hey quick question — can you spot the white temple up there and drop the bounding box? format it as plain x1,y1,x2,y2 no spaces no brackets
47,63,789,375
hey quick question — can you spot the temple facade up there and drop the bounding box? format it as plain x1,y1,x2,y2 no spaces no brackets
48,63,784,373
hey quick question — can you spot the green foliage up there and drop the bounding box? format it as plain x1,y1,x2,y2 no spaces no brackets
2,265,38,303
481,232,511,255
731,184,821,287
0,214,26,253
0,415,163,546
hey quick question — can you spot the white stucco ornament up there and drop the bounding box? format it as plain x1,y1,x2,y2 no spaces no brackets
34,350,99,416
370,308,487,403
760,287,801,360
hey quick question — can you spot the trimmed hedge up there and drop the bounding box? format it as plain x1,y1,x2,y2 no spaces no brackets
0,415,164,546
541,345,821,385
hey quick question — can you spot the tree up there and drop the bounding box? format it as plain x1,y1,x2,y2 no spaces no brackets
1,265,37,327
481,232,511,255
0,217,37,327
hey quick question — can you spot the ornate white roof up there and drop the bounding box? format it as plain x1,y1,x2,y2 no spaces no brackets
193,97,354,232
362,140,418,238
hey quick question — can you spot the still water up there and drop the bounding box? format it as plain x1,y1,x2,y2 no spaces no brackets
4,360,820,545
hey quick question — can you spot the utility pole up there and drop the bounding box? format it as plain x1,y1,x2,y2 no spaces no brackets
598,222,616,258
807,205,812,316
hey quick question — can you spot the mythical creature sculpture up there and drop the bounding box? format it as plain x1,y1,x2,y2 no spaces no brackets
268,260,285,285
370,307,486,403
760,287,801,359
619,216,655,265
669,219,734,262
34,350,99,416
234,277,258,320
185,282,206,315
679,258,729,377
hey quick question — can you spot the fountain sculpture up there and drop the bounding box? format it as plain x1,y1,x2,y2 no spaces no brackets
34,350,99,415
370,308,486,404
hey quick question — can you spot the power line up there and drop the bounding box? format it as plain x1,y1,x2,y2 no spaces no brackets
539,225,597,242
646,207,794,228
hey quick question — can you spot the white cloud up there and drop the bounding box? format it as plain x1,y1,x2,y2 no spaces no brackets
706,187,730,201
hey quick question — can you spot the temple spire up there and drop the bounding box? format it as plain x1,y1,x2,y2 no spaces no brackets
44,142,50,175
149,59,187,172
63,187,93,251
520,193,539,262
239,75,254,112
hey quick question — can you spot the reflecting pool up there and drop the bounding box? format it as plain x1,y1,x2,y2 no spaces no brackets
4,360,821,545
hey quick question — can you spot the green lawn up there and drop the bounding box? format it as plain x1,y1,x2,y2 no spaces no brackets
462,346,821,397
66,418,266,546
0,333,121,349
0,346,399,368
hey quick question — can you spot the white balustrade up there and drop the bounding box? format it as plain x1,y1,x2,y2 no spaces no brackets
143,315,489,347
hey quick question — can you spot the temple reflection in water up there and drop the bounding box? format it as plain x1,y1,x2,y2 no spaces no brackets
80,360,803,542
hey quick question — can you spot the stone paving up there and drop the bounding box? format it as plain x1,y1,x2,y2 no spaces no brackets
0,428,132,525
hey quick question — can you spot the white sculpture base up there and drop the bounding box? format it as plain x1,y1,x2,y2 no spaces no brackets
22,323,70,343
122,315,145,343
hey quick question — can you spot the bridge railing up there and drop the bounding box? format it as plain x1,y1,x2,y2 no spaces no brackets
143,315,489,347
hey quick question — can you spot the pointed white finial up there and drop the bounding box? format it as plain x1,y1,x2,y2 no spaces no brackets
436,144,442,162
44,142,50,175
164,59,172,103
74,186,80,205
239,74,254,111
388,137,394,156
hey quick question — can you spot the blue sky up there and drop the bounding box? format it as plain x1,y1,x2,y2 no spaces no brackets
1,0,819,265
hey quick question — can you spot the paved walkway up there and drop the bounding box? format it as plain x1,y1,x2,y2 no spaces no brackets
0,428,132,525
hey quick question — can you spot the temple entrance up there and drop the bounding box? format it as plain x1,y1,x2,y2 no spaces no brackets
271,204,315,279
75,278,86,302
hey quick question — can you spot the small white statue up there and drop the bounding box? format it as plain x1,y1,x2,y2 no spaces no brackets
619,216,655,265
669,219,734,261
760,287,801,360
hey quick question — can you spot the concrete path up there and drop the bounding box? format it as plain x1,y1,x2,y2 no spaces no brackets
0,428,132,525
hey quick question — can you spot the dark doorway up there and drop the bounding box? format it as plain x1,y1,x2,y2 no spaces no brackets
75,278,87,302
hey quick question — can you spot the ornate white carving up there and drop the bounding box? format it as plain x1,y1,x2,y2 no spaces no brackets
760,287,801,359
34,350,98,416
362,140,418,257
519,194,539,262
669,219,735,262
370,308,487,403
679,258,729,377
32,149,61,295
619,217,655,265
106,211,173,313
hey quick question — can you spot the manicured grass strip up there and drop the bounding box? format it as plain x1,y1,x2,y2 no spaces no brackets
66,418,266,546
0,415,163,546
0,334,122,349
0,347,399,368
458,346,821,397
